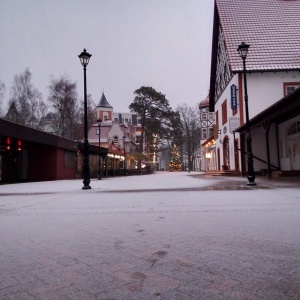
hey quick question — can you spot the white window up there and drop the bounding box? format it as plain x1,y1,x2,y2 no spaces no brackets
287,86,299,95
201,113,207,121
208,113,214,121
202,128,207,140
113,135,118,144
284,83,300,96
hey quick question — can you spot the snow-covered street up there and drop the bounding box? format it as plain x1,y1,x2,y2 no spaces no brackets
1,172,300,299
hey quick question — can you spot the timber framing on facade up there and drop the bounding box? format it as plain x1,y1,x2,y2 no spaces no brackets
205,0,300,177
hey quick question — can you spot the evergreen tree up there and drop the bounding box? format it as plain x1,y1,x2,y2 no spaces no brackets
129,86,175,153
168,145,182,172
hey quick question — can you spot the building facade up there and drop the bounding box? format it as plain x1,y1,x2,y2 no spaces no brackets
0,118,107,183
207,0,300,176
199,95,215,171
91,92,150,175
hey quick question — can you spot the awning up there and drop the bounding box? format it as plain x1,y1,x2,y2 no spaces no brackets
109,144,124,156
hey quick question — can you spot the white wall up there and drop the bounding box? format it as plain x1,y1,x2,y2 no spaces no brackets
249,123,279,172
213,71,300,171
214,76,238,169
247,71,300,118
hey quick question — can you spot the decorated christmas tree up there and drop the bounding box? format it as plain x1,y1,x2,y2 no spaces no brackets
168,145,182,172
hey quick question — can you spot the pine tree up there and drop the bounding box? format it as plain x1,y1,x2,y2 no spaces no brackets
168,145,182,172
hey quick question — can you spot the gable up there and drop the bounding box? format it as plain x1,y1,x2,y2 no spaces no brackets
209,0,300,111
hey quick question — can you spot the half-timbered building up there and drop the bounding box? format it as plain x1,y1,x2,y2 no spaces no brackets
208,0,300,177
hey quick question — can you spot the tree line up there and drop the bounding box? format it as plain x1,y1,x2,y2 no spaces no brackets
129,86,201,171
1,70,202,170
0,68,96,140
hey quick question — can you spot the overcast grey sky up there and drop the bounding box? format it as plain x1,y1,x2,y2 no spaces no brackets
0,0,214,113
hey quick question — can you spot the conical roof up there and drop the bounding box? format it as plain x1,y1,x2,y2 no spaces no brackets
97,92,113,108
199,94,209,108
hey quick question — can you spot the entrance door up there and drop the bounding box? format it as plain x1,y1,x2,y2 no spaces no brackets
234,139,239,171
223,136,230,169
217,148,220,170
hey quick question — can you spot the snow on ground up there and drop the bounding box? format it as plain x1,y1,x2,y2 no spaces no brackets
0,171,224,194
0,171,300,299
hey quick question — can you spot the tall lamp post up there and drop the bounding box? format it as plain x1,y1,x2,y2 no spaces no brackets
78,48,92,190
237,42,256,186
123,134,126,176
97,118,102,180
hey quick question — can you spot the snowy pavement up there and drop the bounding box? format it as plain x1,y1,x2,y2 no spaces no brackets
0,172,300,299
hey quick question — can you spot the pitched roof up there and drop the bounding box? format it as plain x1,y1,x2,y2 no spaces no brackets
216,0,300,72
97,92,113,108
0,118,77,151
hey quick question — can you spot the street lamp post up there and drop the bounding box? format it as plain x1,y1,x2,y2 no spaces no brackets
97,118,102,180
123,134,126,176
78,48,92,190
237,42,256,186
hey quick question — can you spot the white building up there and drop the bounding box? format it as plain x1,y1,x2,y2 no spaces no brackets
207,0,300,178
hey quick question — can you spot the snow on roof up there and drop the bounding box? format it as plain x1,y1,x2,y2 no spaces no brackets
216,0,300,72
199,94,210,108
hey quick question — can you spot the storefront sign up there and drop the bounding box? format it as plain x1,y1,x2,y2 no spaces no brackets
231,84,237,109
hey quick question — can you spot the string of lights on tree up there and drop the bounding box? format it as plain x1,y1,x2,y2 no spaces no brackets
168,144,182,172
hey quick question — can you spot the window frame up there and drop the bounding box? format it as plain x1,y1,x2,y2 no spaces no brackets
283,82,300,96
221,99,227,125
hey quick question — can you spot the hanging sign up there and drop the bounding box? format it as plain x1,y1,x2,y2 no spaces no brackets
231,84,237,109
229,117,240,133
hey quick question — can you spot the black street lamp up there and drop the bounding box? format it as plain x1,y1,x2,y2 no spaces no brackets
237,42,256,186
97,118,102,180
123,134,126,176
78,48,92,190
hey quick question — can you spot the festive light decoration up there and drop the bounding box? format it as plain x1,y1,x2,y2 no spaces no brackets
168,144,182,172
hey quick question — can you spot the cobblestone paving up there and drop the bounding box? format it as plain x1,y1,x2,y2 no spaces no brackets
0,174,299,299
